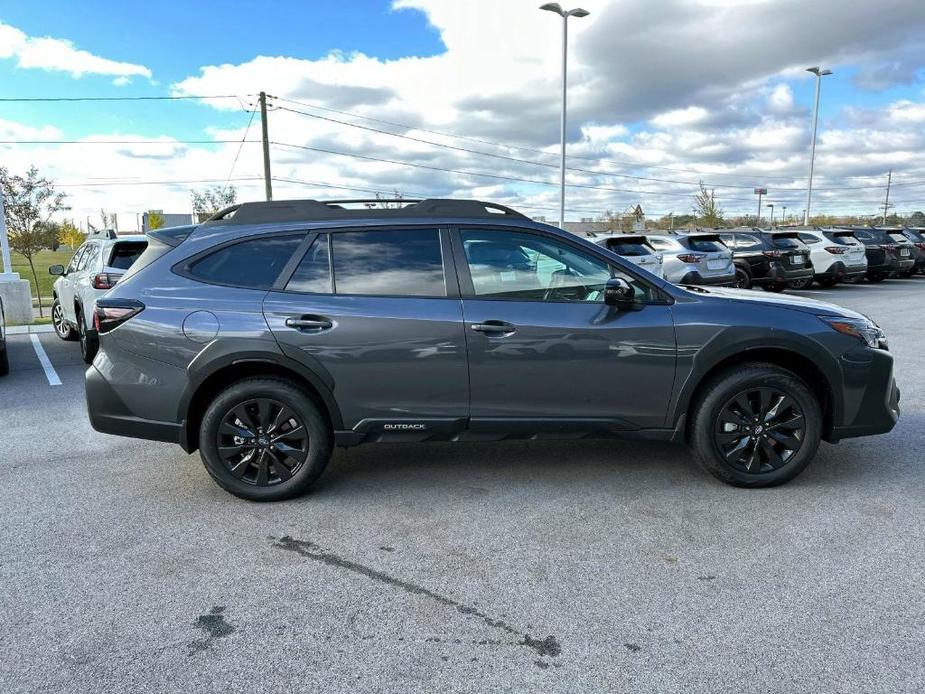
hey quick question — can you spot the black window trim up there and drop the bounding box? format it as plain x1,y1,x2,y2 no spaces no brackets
272,225,459,300
450,224,671,306
172,230,309,290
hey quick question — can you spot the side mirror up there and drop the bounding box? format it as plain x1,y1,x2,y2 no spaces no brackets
604,277,635,308
48,264,65,276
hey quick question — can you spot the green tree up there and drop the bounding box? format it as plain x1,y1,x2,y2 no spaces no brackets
0,166,69,317
191,185,237,221
693,181,725,228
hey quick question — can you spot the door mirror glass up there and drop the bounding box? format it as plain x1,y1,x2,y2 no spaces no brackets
48,264,65,276
604,277,635,308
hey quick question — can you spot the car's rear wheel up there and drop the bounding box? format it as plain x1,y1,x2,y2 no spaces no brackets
690,363,822,487
787,277,813,290
0,343,8,377
761,283,787,293
76,307,98,364
733,267,752,289
52,300,77,340
199,378,332,501
867,273,886,283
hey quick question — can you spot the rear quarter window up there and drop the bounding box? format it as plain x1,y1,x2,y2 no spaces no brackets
768,235,804,249
187,235,304,289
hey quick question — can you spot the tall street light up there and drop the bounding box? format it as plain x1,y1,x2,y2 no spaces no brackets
540,3,590,229
804,66,832,225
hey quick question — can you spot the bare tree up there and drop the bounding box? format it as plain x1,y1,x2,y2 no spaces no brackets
0,166,69,317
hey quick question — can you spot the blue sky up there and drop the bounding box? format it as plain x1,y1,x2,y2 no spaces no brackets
2,0,925,224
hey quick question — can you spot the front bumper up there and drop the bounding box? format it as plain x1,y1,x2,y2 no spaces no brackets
827,347,900,442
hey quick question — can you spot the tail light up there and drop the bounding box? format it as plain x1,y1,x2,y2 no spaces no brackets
825,246,847,254
879,244,896,252
762,249,783,258
915,242,925,250
93,299,144,334
92,273,119,289
677,253,706,263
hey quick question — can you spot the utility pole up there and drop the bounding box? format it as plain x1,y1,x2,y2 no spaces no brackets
0,188,12,276
881,169,892,226
768,203,775,226
259,91,273,201
782,205,787,225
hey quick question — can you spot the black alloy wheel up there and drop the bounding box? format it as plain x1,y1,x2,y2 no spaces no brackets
713,388,806,474
734,267,751,289
217,398,309,486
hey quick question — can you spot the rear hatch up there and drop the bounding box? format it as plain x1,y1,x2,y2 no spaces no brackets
822,230,867,267
600,235,662,273
767,232,811,268
94,239,148,290
886,230,916,260
678,234,732,274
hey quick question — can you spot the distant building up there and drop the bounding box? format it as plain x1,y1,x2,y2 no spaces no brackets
142,211,194,232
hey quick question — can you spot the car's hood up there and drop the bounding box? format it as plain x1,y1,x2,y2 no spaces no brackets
682,285,866,319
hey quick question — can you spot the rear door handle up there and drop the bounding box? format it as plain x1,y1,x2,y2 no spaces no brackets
285,316,333,332
471,320,516,335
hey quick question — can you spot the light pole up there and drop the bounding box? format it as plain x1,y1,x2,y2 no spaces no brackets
768,203,775,227
781,205,787,225
754,187,767,227
540,3,590,229
804,66,832,225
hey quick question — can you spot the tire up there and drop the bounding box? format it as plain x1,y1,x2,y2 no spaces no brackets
867,273,886,283
733,266,752,289
76,307,99,364
842,274,863,285
198,377,333,501
817,277,838,288
689,363,822,488
787,277,813,290
0,344,8,377
762,283,787,293
52,299,77,341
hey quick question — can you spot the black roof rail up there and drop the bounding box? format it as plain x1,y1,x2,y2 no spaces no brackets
204,198,529,225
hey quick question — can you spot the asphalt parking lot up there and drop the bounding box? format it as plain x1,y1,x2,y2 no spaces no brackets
2,279,923,694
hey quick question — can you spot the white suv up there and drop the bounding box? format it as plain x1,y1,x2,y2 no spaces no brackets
790,229,867,288
50,230,147,363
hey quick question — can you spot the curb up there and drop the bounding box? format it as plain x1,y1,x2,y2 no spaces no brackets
7,324,56,335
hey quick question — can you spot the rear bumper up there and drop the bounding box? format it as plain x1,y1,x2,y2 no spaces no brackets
755,262,812,285
86,365,186,447
818,261,867,280
679,270,735,286
827,348,900,442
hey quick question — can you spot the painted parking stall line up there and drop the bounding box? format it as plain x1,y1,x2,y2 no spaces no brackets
30,334,62,386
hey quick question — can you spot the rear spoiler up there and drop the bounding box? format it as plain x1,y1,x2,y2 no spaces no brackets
149,224,198,248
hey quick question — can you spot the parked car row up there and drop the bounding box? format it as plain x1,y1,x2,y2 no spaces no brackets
584,226,924,292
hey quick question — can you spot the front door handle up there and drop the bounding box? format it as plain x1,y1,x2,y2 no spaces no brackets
471,320,516,335
285,316,333,332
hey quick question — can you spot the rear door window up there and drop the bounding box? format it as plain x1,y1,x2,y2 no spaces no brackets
798,233,821,244
107,242,147,270
77,242,100,271
331,228,445,297
188,235,304,289
731,234,762,250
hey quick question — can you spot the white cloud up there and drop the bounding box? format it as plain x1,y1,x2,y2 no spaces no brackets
651,107,709,128
0,21,151,79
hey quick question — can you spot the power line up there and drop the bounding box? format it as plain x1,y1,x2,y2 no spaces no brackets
223,110,258,192
0,94,247,102
54,176,264,187
0,139,257,145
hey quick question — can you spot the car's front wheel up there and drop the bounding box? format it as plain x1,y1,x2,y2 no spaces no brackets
733,267,752,289
52,299,77,340
761,283,787,293
689,363,822,487
199,378,333,501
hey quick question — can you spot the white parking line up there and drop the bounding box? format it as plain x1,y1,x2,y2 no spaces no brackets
30,334,62,386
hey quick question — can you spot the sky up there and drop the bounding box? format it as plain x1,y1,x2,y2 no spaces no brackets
2,0,925,229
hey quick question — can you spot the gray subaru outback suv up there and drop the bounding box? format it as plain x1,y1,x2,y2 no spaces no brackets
86,199,899,500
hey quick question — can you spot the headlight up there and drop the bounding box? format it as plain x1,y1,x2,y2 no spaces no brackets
820,315,887,349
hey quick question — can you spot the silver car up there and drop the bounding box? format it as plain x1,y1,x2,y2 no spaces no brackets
646,232,735,285
49,229,147,364
591,233,664,278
